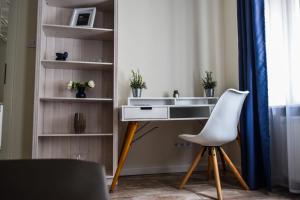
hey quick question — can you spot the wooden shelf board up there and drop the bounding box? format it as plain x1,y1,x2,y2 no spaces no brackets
42,24,113,40
41,60,113,70
46,0,114,11
40,97,113,103
38,133,113,137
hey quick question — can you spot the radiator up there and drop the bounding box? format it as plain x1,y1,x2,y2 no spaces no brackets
286,116,300,191
276,115,300,192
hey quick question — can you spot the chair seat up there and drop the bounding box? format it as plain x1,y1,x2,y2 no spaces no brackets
179,134,231,146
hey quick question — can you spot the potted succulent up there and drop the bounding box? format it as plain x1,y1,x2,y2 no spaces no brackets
202,71,216,97
67,80,95,98
130,70,147,97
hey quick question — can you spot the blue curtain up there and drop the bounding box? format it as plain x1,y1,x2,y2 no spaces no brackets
237,0,271,189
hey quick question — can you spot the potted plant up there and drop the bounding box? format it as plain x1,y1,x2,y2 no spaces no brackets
130,70,147,97
67,80,95,98
202,71,216,97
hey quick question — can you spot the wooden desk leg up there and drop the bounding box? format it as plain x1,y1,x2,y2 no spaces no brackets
110,121,139,193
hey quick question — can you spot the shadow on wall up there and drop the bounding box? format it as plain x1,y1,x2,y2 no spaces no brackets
20,0,38,158
0,0,37,159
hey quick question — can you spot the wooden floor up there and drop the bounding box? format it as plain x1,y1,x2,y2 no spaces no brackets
110,172,299,200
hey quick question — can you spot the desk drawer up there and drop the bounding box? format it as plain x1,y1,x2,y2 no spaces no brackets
124,107,168,120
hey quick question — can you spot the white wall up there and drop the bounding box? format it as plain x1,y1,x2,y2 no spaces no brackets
117,0,240,175
223,0,241,166
224,0,239,89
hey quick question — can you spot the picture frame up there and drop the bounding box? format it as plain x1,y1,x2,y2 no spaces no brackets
70,7,96,28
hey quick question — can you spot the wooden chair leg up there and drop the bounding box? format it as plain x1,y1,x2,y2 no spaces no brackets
219,147,249,190
211,147,223,200
179,146,206,189
218,148,226,172
110,122,139,192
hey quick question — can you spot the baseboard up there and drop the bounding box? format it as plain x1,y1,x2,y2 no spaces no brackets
121,162,241,176
121,164,208,176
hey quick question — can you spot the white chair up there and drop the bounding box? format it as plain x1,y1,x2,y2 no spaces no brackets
178,89,250,200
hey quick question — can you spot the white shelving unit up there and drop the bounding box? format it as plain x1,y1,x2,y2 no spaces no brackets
33,0,118,181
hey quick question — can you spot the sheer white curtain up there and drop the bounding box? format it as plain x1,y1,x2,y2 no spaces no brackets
265,0,300,193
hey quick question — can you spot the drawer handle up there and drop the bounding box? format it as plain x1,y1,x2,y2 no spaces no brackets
140,107,152,110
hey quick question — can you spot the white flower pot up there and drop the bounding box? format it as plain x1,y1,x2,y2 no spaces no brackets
205,89,215,97
132,88,142,97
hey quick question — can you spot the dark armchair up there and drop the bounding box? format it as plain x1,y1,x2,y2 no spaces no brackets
0,159,109,200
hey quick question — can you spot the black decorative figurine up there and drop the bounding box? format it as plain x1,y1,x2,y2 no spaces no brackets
173,90,179,98
56,52,68,61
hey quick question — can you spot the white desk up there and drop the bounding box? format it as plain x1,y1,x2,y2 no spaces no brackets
122,97,218,121
110,97,218,192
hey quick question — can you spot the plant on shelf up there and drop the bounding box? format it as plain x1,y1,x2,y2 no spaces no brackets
67,80,95,98
202,71,216,97
130,69,147,97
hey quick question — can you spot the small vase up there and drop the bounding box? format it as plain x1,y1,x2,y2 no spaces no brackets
76,86,86,98
205,89,215,97
74,113,86,134
132,88,142,97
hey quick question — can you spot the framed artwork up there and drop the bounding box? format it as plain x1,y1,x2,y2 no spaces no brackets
70,7,96,28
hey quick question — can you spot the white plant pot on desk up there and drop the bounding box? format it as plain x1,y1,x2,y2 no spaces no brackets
205,89,215,97
132,88,142,98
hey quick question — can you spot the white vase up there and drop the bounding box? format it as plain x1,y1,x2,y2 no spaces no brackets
205,89,215,97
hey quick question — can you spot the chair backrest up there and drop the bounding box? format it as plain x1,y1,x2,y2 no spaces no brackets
0,159,109,200
199,89,249,145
